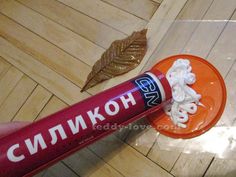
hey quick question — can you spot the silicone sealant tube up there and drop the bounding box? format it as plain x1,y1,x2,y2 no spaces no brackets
0,69,171,177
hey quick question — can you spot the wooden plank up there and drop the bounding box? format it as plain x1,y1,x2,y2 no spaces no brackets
0,75,37,122
102,0,159,20
0,66,23,105
0,56,11,79
87,0,188,95
36,96,67,120
0,0,105,67
63,148,123,177
183,0,236,57
0,14,90,88
143,0,214,70
13,85,52,121
171,153,213,177
89,135,172,177
219,53,236,127
125,119,158,155
207,12,236,77
148,140,180,171
58,0,147,34
0,37,90,105
33,170,47,177
204,158,236,177
42,162,78,177
177,0,213,20
17,0,126,49
152,0,163,4
113,127,130,141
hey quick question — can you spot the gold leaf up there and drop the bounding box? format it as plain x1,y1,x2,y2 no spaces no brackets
81,29,147,92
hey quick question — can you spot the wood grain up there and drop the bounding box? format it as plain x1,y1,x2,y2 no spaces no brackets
63,148,123,177
13,85,52,121
125,119,158,155
43,162,79,177
0,0,105,66
36,96,67,120
0,57,11,79
205,158,236,177
102,0,159,20
148,140,180,171
152,0,164,4
0,66,23,105
0,75,37,122
0,14,91,88
183,0,236,57
89,135,172,177
18,0,126,49
207,12,236,77
143,0,214,69
0,37,90,105
58,0,147,34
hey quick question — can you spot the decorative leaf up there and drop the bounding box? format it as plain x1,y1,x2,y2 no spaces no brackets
81,29,147,92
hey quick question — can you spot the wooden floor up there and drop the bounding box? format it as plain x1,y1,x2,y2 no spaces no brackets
0,0,236,176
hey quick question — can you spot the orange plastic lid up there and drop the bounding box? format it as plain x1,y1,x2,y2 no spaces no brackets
147,54,227,139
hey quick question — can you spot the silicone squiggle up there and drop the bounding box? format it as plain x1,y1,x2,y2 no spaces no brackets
165,59,202,128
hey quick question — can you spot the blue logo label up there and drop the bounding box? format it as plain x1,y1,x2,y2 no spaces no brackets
132,74,162,109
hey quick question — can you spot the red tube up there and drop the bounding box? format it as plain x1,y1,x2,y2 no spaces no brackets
0,69,171,177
